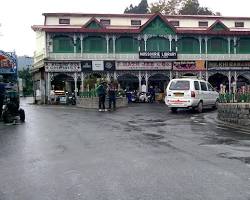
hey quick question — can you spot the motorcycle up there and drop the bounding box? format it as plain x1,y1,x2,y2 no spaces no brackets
66,92,76,105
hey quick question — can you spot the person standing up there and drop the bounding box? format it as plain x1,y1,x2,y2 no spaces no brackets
0,75,6,119
108,78,118,111
96,81,107,112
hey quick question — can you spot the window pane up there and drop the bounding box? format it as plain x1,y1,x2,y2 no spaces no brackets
194,81,200,90
200,82,208,91
169,81,190,90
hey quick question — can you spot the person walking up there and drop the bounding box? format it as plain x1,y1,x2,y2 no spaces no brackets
0,75,6,119
96,81,107,112
108,78,118,111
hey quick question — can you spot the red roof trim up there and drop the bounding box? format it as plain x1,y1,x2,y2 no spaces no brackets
82,17,104,28
207,19,230,32
42,13,250,21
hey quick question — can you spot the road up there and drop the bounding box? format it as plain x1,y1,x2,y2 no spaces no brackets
0,98,250,200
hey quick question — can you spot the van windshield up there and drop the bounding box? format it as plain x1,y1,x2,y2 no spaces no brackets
169,80,190,90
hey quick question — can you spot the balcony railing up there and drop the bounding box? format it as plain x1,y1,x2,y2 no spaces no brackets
48,53,250,61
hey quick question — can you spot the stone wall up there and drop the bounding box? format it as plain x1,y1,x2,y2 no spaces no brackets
77,97,128,109
218,103,250,127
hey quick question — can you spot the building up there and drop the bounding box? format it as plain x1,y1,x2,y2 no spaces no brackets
17,56,33,71
32,12,250,103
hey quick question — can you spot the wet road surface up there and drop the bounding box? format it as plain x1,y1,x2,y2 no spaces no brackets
0,98,250,200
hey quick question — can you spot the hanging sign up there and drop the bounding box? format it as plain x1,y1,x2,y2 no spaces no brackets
116,61,172,70
104,61,116,71
139,51,177,59
45,62,81,72
173,61,206,71
81,61,92,71
208,61,250,70
92,61,104,71
0,50,17,74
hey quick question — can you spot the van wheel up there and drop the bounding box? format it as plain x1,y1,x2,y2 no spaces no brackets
197,102,203,113
171,108,177,113
212,99,219,110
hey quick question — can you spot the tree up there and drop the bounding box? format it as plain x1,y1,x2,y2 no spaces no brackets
150,0,183,15
19,69,33,96
124,0,149,14
179,0,215,15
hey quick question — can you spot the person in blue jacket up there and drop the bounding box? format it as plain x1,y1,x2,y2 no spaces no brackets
96,81,107,112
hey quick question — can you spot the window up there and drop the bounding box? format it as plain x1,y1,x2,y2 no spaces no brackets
59,18,70,25
170,21,180,27
131,20,141,26
169,81,190,90
235,22,244,28
194,81,200,90
199,21,208,27
200,82,208,91
100,19,111,26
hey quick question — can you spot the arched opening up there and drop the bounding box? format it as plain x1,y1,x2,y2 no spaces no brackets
182,73,197,77
117,74,139,91
148,74,170,93
178,37,199,54
147,37,170,51
237,75,250,88
208,73,228,91
53,35,74,53
207,37,228,54
83,36,106,53
116,37,138,53
51,74,75,93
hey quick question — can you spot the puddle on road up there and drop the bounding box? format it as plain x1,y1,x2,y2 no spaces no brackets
218,153,250,164
142,133,164,140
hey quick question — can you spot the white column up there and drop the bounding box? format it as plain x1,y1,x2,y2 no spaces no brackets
175,35,178,52
205,37,208,55
73,34,77,55
234,37,237,54
168,35,172,51
74,73,78,95
106,35,109,54
228,71,231,93
228,37,231,54
113,71,117,80
199,71,202,79
80,34,83,56
47,72,51,103
81,72,84,92
139,71,142,92
106,73,111,82
199,36,202,55
144,34,148,51
137,36,141,52
145,71,148,92
234,71,238,90
170,71,173,80
206,71,208,82
176,71,179,78
112,35,116,54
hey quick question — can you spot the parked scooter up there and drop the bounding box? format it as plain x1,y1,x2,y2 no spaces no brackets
66,92,76,105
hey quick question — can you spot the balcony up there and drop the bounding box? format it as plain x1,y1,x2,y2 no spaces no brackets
48,53,250,61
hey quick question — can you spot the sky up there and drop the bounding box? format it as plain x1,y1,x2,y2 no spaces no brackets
0,0,250,57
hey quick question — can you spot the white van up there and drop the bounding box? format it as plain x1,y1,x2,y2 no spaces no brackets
165,77,219,113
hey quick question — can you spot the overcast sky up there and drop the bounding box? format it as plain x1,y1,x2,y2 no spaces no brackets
0,0,250,57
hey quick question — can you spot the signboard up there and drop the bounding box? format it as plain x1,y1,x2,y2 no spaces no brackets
104,61,116,71
0,51,17,74
139,51,177,59
116,61,172,70
92,61,104,71
208,61,250,71
45,62,81,72
81,61,92,71
173,61,206,71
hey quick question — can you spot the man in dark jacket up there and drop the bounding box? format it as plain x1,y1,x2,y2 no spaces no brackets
108,78,118,111
96,81,107,112
0,75,6,118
